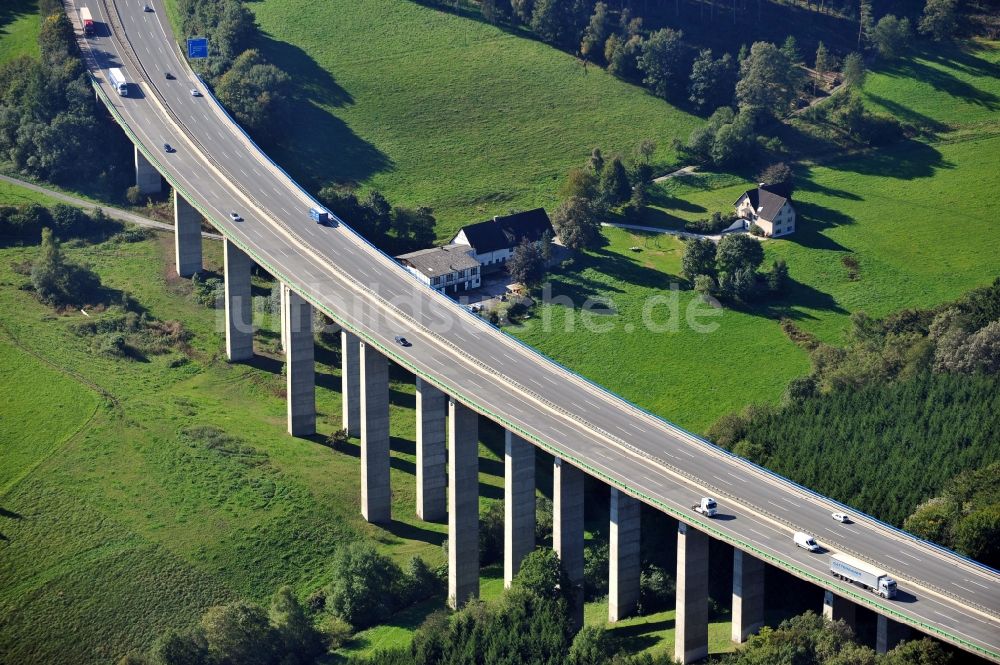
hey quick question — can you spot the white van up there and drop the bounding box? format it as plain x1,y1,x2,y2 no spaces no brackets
794,531,820,552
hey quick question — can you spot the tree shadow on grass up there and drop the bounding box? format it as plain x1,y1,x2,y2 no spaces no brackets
864,94,950,137
734,276,848,322
0,0,35,32
0,507,23,519
877,50,1000,111
252,33,392,190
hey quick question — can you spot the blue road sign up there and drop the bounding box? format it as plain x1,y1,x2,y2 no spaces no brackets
187,37,208,59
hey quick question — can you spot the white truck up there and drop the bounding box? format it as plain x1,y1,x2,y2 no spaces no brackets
830,552,898,599
693,497,717,517
108,68,128,96
794,531,821,552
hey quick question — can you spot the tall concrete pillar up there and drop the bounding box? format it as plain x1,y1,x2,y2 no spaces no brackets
553,457,584,629
134,146,162,194
609,489,641,622
360,341,390,523
223,239,253,361
283,285,315,437
876,614,909,654
732,550,765,643
279,284,287,352
448,398,479,609
504,431,535,588
173,190,202,277
341,331,361,437
822,590,856,629
416,378,447,522
675,522,709,664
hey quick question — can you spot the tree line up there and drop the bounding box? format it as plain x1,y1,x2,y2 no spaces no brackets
0,9,132,194
177,0,290,136
707,278,1000,563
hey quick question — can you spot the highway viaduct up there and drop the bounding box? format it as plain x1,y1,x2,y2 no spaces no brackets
66,0,1000,661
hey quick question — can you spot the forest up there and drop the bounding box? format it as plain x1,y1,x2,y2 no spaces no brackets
708,279,1000,564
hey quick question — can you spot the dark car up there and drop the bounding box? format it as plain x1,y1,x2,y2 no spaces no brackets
143,4,153,11
164,72,175,80
163,143,174,153
394,336,411,347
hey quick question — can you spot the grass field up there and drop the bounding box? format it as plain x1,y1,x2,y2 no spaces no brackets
0,0,40,64
508,227,810,432
0,233,483,662
245,0,701,241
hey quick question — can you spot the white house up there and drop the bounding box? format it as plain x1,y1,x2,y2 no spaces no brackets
396,244,481,294
450,208,555,271
734,184,796,237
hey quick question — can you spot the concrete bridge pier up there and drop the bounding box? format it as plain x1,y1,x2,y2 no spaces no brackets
504,431,535,587
732,549,765,643
223,239,253,361
416,378,447,522
360,341,391,523
173,190,202,277
134,146,161,194
877,615,910,654
609,488,641,622
341,331,361,437
553,457,585,630
675,522,709,664
282,285,315,436
823,590,857,629
448,398,479,609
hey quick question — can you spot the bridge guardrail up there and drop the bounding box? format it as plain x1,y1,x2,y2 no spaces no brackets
84,0,999,648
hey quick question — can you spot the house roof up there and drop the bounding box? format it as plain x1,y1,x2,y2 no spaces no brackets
734,184,792,223
396,244,480,279
453,208,554,254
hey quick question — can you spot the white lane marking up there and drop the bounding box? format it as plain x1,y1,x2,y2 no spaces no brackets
727,472,747,482
883,554,908,566
778,496,801,508
712,474,733,486
677,448,695,458
933,610,955,623
947,607,990,624
952,583,975,594
898,551,923,562
767,500,785,511
748,528,769,539
966,579,989,590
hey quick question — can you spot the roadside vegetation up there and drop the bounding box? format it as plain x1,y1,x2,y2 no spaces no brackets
707,280,1000,563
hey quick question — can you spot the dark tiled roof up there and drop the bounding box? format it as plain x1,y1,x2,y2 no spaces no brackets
734,185,791,223
396,245,480,279
453,208,554,253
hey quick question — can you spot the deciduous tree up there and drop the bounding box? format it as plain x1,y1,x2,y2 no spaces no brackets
552,196,603,250
919,0,958,41
638,28,686,100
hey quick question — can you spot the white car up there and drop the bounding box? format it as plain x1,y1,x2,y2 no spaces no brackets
229,211,243,222
831,512,851,523
190,89,202,97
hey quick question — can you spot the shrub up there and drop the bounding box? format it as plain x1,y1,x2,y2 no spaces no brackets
31,228,102,307
638,564,674,614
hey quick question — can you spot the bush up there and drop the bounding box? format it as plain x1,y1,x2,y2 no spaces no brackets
324,542,406,628
583,541,609,600
638,564,674,614
31,228,102,307
684,211,737,234
480,500,505,565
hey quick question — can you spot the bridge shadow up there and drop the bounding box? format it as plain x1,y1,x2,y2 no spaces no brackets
251,32,392,190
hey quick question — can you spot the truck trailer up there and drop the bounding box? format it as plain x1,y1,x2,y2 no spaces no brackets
79,7,95,36
830,552,897,599
108,68,128,96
